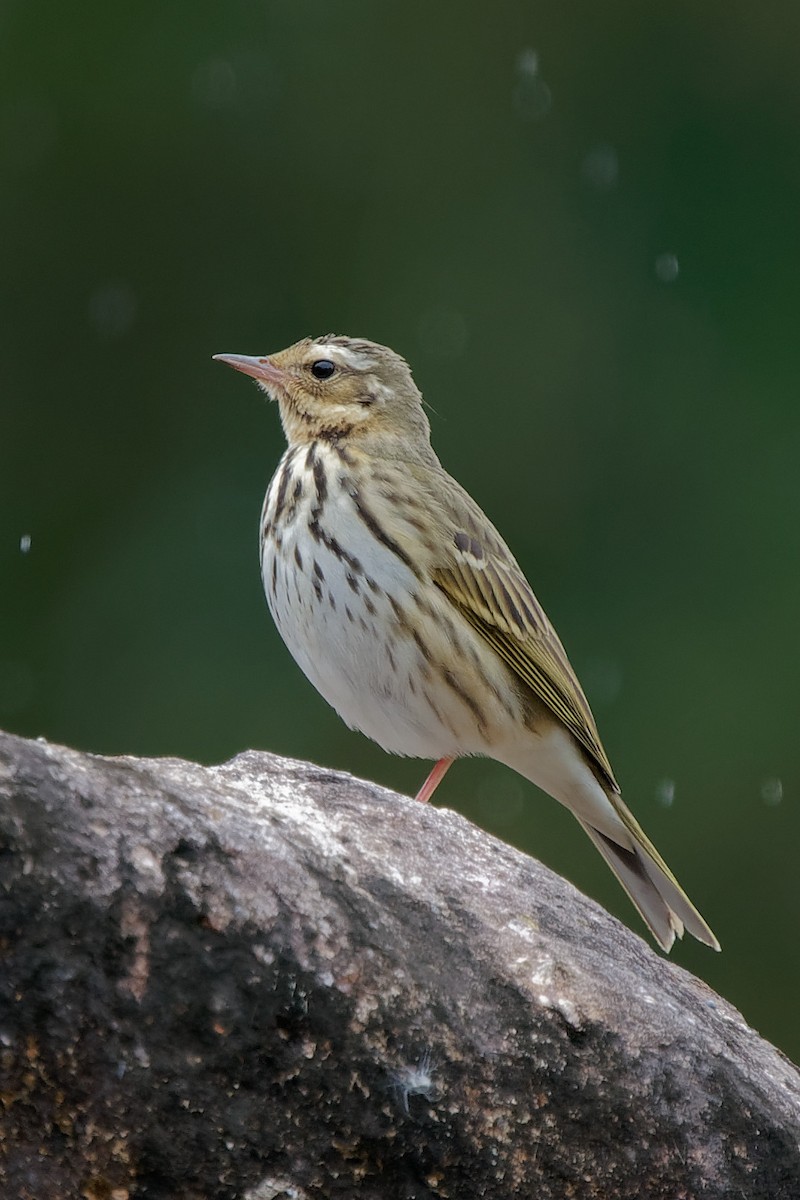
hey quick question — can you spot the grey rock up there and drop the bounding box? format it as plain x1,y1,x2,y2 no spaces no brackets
0,729,798,1199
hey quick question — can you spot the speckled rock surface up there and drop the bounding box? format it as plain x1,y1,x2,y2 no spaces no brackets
0,729,798,1199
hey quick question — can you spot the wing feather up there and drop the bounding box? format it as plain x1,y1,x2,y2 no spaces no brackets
431,515,619,792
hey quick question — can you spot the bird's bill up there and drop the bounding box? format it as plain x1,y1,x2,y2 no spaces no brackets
212,353,285,388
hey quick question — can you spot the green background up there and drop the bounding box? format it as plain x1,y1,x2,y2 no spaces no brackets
3,2,799,1062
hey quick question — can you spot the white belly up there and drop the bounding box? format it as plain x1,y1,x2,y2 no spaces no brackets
259,444,516,760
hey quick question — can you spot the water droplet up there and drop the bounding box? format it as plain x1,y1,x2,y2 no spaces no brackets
514,49,552,120
88,282,137,340
19,534,31,554
582,143,619,191
655,778,676,807
760,777,783,806
192,59,238,109
655,253,680,283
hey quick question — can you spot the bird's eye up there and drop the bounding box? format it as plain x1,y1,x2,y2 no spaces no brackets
310,359,336,380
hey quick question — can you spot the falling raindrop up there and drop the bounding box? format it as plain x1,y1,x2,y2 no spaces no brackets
192,59,238,109
513,49,552,120
760,777,783,806
19,534,31,554
655,778,676,808
655,253,680,283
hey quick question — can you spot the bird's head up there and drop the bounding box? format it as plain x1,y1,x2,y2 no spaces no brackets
213,334,432,452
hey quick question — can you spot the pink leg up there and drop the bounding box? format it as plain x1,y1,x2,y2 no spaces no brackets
414,757,455,804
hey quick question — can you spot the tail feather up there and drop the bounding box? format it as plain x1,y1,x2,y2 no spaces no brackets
578,816,720,954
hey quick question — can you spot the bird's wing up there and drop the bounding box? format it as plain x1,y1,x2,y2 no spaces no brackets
429,485,619,793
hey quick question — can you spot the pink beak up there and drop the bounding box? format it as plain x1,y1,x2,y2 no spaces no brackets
212,353,285,387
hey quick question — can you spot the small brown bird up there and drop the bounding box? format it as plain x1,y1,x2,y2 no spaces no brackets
213,335,719,953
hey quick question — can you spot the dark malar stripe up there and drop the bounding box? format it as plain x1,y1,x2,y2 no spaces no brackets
317,426,352,445
312,455,328,506
272,459,293,523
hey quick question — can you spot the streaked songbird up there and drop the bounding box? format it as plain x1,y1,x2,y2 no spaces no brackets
213,335,719,953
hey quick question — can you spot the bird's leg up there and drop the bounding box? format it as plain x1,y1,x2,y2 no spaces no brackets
414,757,454,804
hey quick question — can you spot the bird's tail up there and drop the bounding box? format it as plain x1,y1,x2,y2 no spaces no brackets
577,804,720,953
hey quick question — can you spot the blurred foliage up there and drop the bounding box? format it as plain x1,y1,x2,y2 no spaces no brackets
2,1,799,1061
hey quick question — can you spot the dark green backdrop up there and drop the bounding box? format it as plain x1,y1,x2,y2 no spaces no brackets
3,2,799,1062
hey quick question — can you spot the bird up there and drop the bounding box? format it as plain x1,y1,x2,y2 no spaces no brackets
213,335,719,953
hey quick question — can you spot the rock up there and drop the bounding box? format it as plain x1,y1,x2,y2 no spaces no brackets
0,729,798,1199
